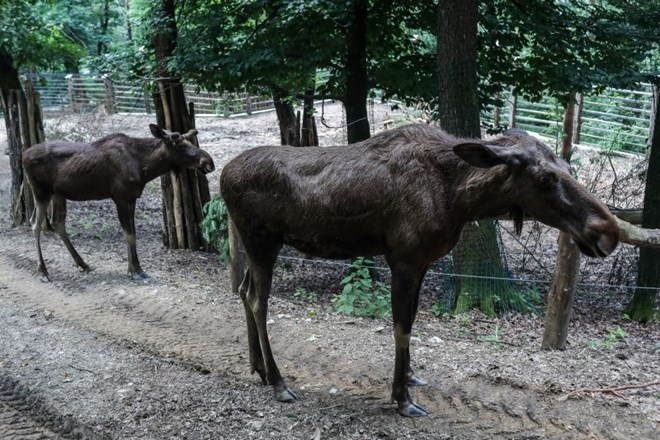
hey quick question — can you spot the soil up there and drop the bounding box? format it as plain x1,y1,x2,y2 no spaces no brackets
0,103,658,440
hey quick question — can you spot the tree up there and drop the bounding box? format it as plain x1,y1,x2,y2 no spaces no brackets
625,79,660,322
0,0,85,226
172,0,436,144
436,0,516,317
150,0,212,251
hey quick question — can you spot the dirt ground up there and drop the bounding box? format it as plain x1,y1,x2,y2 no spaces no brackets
0,103,658,440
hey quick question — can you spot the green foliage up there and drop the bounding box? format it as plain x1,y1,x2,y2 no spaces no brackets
293,288,318,304
333,257,391,319
477,324,503,345
200,195,230,263
430,301,451,317
588,326,628,350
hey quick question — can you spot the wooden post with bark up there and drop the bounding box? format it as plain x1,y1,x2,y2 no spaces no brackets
153,79,211,251
542,97,580,350
508,87,517,129
103,74,115,115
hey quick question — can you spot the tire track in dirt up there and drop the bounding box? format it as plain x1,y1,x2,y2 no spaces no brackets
0,252,245,377
0,250,647,439
0,376,103,440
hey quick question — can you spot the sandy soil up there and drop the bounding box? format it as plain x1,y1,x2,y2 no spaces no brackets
0,103,658,440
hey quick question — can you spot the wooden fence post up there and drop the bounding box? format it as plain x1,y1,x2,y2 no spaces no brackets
542,99,580,350
573,92,583,144
508,87,517,128
103,74,115,114
66,74,76,112
245,95,252,115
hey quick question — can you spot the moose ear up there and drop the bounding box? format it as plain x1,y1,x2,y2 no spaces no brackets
149,124,165,139
452,143,510,168
182,129,198,141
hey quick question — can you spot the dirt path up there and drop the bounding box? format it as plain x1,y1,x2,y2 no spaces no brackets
0,106,658,439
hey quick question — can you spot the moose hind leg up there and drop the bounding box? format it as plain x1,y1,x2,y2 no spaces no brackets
244,243,295,402
389,261,429,417
115,199,147,279
32,199,51,282
50,196,90,273
238,269,268,383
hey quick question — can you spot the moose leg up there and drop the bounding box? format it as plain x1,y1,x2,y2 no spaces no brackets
32,199,51,282
389,261,429,417
238,269,268,383
115,199,148,279
243,244,295,402
50,195,91,274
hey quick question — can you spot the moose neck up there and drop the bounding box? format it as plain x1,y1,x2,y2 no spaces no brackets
137,139,175,183
452,163,516,223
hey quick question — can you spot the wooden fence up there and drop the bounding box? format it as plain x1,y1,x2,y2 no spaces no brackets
16,72,658,153
24,73,275,118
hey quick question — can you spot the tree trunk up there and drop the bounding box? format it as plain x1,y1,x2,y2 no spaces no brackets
151,0,211,251
272,88,297,146
0,48,44,226
437,0,512,316
625,82,660,323
543,99,580,350
437,0,480,138
343,0,370,144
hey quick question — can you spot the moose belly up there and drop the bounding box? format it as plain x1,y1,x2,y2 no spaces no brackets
282,212,386,259
283,228,387,260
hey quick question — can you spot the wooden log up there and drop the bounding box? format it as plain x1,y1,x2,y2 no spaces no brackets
170,171,186,249
616,217,660,248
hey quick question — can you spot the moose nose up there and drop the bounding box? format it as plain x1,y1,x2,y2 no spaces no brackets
596,230,618,257
586,217,619,257
202,158,216,174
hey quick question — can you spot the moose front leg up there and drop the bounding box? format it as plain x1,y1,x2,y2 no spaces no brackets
389,261,429,417
115,199,148,279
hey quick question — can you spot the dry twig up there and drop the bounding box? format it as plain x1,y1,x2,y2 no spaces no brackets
559,381,660,401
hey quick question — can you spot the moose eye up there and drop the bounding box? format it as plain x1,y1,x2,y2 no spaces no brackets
539,174,556,188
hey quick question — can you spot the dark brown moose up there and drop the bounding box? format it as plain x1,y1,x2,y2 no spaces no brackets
23,124,215,281
220,123,619,417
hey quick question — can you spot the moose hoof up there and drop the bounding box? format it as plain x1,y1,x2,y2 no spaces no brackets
80,266,93,273
40,274,52,283
130,271,151,280
407,375,428,387
398,401,429,417
275,386,298,403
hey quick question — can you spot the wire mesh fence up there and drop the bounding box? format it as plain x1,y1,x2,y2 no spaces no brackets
483,84,655,154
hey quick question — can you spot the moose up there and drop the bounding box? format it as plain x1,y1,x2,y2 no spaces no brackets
23,124,215,282
221,123,620,417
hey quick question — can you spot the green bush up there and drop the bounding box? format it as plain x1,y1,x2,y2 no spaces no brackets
201,194,230,262
333,257,391,318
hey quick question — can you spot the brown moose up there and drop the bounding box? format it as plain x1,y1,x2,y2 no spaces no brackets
23,124,215,281
220,123,619,417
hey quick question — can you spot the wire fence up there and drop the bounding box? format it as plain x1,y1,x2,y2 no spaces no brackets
8,72,656,315
483,85,655,154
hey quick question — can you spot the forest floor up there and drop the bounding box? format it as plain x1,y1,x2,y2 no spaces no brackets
0,102,658,439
